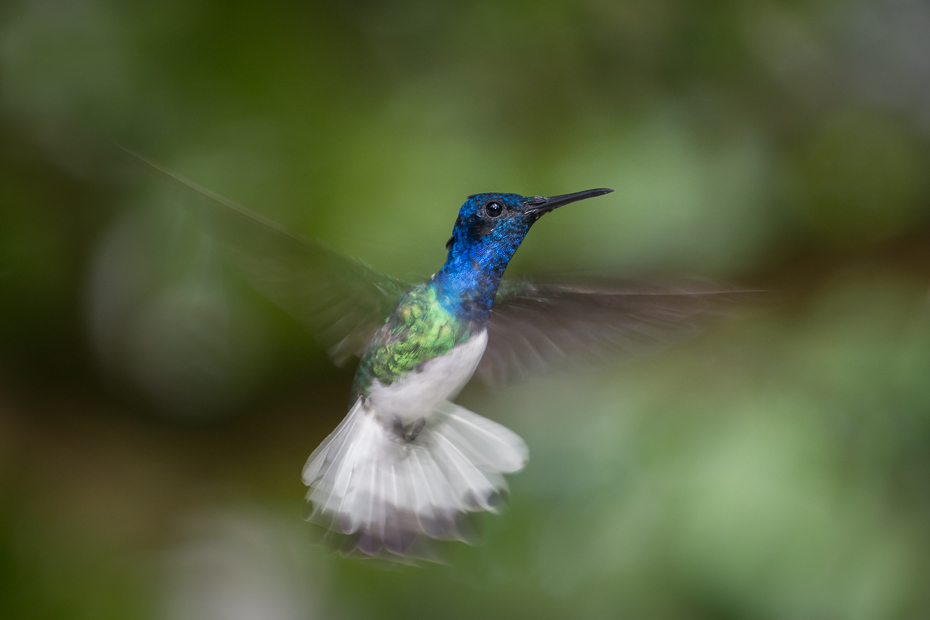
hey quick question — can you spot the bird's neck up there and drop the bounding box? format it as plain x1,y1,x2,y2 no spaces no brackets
433,239,521,324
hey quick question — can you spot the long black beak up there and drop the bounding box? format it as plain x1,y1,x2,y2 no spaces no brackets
524,188,613,215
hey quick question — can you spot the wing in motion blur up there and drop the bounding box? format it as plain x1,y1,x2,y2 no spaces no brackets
124,149,761,381
123,149,409,364
477,278,761,384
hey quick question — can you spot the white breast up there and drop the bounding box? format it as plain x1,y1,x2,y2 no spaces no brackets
367,329,488,423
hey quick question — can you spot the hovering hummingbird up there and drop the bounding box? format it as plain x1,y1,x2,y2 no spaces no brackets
303,189,612,559
127,151,750,561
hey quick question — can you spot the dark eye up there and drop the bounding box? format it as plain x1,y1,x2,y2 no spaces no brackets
485,202,503,218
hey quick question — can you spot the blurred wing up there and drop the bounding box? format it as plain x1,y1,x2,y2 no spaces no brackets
477,278,760,384
125,149,409,364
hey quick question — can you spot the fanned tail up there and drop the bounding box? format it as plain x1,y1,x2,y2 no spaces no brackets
302,399,528,560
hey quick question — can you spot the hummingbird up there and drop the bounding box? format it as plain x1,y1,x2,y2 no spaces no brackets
303,189,612,559
126,151,750,561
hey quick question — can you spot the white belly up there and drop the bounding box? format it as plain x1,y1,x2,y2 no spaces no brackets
367,329,488,423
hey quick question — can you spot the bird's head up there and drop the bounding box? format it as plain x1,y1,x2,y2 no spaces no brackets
437,188,613,318
444,188,613,259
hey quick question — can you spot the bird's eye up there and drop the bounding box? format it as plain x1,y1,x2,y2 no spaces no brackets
485,202,503,218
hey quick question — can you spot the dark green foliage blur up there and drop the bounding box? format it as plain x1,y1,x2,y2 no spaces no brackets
3,0,930,618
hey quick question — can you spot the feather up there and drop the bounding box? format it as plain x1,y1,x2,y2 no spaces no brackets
478,276,763,384
301,397,528,561
121,148,409,365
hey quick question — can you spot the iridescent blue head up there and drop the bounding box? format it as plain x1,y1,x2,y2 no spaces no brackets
434,188,613,322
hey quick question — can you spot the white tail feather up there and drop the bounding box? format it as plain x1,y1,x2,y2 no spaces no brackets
302,398,528,557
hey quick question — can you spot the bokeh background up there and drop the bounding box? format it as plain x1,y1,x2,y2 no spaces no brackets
3,0,930,618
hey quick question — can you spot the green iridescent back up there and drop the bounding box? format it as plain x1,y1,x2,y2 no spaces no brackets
353,284,474,395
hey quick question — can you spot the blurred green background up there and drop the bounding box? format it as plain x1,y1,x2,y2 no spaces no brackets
3,0,930,618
